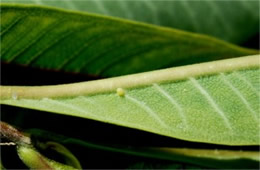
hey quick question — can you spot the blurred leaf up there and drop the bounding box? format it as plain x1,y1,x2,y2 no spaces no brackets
27,128,260,169
2,0,259,44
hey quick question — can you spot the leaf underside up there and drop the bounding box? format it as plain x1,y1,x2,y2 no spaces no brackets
1,56,259,146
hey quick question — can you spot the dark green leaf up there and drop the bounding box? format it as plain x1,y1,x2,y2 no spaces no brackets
0,4,258,77
2,0,259,44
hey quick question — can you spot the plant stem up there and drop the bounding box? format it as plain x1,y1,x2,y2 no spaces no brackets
0,121,31,145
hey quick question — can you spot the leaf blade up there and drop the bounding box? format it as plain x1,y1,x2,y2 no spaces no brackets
0,4,258,77
1,55,259,145
1,0,259,44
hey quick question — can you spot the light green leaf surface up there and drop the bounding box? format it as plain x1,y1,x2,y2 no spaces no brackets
1,55,259,145
0,4,258,77
2,0,259,44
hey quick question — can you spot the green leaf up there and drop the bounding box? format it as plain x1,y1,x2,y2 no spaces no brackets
0,4,258,77
1,55,259,145
2,0,259,44
27,128,260,169
65,139,260,169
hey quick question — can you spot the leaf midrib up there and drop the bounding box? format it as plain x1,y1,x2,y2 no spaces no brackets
0,55,259,99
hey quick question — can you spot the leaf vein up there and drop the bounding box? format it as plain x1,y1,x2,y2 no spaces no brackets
42,98,91,116
233,71,260,97
153,83,188,127
58,30,128,70
119,1,134,19
77,42,124,73
180,1,200,31
95,0,109,15
98,42,172,74
26,21,100,66
219,73,258,120
143,0,160,25
25,29,75,66
0,15,25,37
125,94,168,129
189,77,233,131
7,19,65,63
65,0,77,10
207,1,233,37
1,16,29,57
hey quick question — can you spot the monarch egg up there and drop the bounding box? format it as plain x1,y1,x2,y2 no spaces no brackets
116,88,125,97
